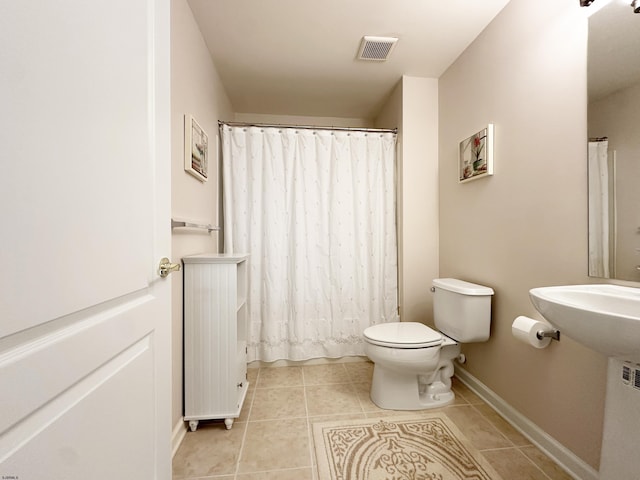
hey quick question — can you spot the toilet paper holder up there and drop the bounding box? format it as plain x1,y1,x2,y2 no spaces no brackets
536,329,560,342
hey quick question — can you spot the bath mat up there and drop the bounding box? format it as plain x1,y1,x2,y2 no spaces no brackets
312,413,503,480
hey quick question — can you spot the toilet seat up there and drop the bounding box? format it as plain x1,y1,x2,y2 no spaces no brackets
363,322,443,349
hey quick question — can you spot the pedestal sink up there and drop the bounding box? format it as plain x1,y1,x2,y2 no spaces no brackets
529,284,640,362
530,284,640,480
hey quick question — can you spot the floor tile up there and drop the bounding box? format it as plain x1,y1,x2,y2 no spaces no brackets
520,445,575,480
302,363,350,385
256,366,303,388
482,448,550,480
308,412,367,426
250,386,306,420
444,405,513,450
238,418,311,473
176,476,234,480
451,389,472,405
344,361,374,383
172,422,247,479
173,370,571,480
247,367,259,386
236,467,314,480
236,387,254,423
305,383,362,416
352,381,384,413
473,403,532,447
452,377,485,404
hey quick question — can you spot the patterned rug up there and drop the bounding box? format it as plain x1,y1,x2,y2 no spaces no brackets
312,414,503,480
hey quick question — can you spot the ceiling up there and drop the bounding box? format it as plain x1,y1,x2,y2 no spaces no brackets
187,0,512,120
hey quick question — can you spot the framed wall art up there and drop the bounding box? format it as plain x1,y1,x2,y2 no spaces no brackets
459,124,494,183
184,114,208,182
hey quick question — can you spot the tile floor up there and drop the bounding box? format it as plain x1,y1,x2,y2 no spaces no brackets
173,362,574,480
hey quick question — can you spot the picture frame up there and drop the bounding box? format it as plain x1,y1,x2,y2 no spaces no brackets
459,124,494,183
184,114,208,182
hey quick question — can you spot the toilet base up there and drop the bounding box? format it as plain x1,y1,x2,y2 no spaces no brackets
370,361,456,410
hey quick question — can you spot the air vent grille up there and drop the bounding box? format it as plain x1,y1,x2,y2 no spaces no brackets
358,36,398,61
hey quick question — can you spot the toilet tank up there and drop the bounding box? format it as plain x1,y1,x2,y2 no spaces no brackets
433,278,494,342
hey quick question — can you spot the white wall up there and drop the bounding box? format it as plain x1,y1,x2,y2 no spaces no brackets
439,0,606,469
170,0,233,431
400,77,439,322
234,112,371,128
376,77,439,322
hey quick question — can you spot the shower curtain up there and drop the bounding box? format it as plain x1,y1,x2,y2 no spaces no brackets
221,124,399,362
588,140,611,277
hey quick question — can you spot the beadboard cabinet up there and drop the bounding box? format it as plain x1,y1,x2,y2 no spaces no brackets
182,253,249,431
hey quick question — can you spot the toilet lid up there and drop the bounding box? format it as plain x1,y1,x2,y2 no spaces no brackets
363,322,443,349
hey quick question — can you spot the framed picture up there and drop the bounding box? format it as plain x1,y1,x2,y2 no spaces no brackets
184,114,208,182
459,124,494,183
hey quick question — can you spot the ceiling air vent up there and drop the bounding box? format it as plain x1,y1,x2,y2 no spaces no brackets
357,36,398,61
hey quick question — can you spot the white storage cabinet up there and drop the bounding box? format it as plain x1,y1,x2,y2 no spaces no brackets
182,253,249,431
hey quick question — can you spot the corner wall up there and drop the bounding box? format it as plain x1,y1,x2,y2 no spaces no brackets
376,76,439,322
439,0,606,469
170,0,233,434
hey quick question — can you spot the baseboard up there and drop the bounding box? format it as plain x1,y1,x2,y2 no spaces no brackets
172,418,187,458
454,366,599,480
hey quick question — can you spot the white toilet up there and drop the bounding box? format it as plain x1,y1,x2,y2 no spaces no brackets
363,278,494,410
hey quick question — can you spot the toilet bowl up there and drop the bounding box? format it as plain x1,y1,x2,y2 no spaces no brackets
363,278,494,411
364,322,460,409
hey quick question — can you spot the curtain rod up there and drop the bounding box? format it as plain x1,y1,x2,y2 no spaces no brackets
218,120,397,134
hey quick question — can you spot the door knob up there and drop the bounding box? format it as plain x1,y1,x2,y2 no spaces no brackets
158,257,181,278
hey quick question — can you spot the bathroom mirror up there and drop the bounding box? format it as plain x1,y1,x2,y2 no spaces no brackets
587,1,640,281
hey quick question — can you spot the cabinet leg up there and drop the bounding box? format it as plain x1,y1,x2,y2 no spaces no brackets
188,420,199,432
224,418,234,430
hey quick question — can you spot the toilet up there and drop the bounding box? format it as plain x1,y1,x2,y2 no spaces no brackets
363,278,494,410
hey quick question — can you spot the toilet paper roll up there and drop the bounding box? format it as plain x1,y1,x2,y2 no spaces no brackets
512,316,552,349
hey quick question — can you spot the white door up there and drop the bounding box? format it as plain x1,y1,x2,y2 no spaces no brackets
0,0,172,478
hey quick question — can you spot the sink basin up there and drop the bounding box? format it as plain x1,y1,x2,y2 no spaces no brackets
529,284,640,361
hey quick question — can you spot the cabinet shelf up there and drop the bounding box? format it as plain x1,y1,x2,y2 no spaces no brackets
182,253,249,432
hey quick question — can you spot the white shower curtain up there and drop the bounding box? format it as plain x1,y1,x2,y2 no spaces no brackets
588,140,610,277
221,125,399,362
